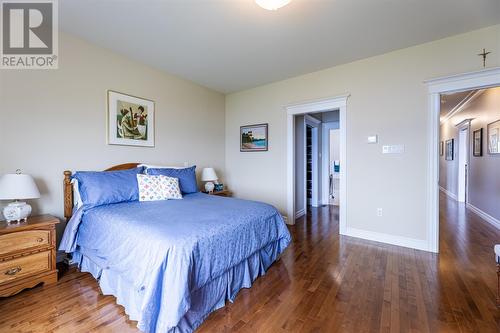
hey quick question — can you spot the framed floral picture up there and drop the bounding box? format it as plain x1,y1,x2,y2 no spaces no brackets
445,139,454,161
107,90,155,147
240,123,268,152
487,119,500,154
473,128,483,157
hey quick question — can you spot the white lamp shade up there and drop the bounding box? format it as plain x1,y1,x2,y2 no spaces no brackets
0,174,41,200
201,168,218,182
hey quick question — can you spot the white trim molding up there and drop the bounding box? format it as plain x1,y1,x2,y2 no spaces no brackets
426,67,500,253
439,186,457,201
343,227,429,252
466,203,500,230
295,209,306,219
425,67,500,94
285,94,349,231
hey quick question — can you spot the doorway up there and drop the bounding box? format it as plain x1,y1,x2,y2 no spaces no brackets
321,122,340,206
427,67,500,253
329,128,340,206
457,125,469,203
285,94,348,230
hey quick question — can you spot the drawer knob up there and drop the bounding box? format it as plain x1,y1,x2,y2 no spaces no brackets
37,237,44,242
5,266,22,276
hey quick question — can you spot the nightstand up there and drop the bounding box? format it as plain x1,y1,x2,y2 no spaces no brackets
205,190,232,197
0,215,59,297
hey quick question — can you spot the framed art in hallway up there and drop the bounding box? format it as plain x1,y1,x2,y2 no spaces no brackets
440,141,444,156
240,123,268,152
445,139,454,161
473,128,483,157
107,90,155,147
487,120,500,154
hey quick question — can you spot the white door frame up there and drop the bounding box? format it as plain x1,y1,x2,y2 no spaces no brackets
322,121,340,205
285,94,349,229
456,121,470,203
425,67,500,253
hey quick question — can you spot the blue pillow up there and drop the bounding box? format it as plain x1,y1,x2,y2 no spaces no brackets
147,166,198,194
73,167,144,207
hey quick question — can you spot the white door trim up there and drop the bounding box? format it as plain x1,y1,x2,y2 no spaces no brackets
457,122,470,203
285,94,349,231
425,67,500,253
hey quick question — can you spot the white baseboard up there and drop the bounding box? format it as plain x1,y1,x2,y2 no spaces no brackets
295,209,306,219
282,215,294,225
439,186,457,201
466,203,500,230
343,227,430,252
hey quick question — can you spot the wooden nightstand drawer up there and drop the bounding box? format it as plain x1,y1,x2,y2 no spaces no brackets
0,251,50,285
0,215,59,297
0,230,50,256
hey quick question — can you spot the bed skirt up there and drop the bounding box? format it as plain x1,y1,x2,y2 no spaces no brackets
72,238,285,333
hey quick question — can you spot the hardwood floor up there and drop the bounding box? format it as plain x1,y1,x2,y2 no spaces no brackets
1,193,499,332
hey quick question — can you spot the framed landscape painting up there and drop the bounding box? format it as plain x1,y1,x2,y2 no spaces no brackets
240,123,268,152
107,90,155,147
487,119,500,154
473,128,483,157
445,139,454,161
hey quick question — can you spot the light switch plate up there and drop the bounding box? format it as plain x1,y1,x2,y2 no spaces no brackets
382,144,405,154
367,135,378,144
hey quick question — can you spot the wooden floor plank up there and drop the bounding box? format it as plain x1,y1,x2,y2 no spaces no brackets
1,193,499,332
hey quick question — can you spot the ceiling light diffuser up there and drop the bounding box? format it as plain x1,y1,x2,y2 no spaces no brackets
255,0,291,11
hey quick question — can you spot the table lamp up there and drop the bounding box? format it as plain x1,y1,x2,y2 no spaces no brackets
201,168,218,193
0,170,40,223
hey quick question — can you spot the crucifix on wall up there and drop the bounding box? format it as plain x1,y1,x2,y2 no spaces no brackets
477,48,491,68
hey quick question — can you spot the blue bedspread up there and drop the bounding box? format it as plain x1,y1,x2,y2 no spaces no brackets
60,193,291,332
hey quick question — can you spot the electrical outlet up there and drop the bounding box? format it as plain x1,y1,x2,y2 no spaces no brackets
377,208,383,217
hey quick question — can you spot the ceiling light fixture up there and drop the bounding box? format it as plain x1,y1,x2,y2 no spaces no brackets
255,0,291,11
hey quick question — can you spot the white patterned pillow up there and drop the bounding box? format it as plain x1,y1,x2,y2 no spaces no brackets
137,174,183,201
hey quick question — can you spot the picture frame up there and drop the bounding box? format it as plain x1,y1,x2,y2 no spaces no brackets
440,141,444,156
473,128,483,157
107,90,155,147
445,139,454,161
487,119,500,155
240,123,268,152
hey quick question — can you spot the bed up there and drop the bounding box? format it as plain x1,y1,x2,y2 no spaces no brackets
59,163,291,333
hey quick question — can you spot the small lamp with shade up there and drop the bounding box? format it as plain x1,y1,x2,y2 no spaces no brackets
201,168,218,193
0,170,40,223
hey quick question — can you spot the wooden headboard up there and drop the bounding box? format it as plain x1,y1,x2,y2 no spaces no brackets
63,163,140,221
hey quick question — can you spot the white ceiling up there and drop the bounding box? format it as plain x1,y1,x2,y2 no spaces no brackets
60,0,500,93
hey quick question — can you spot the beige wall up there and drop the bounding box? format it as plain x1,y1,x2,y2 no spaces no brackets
225,25,500,242
0,32,225,238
